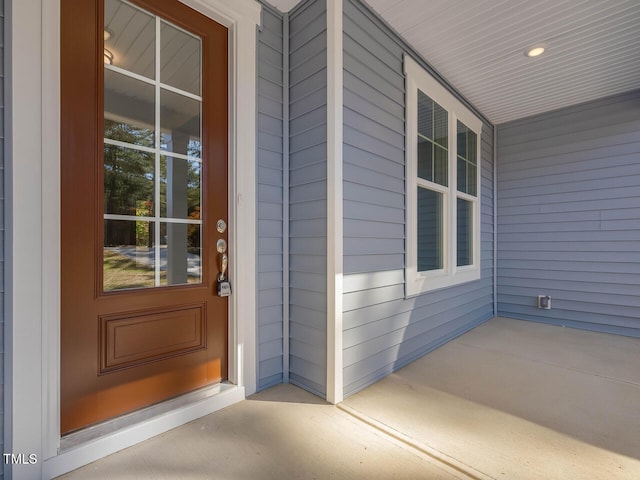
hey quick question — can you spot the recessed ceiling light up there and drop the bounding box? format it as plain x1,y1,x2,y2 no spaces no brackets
104,29,112,41
525,44,547,58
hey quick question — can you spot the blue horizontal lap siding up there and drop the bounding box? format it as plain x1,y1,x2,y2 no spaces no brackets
288,0,328,397
257,6,285,390
497,90,640,337
341,0,494,397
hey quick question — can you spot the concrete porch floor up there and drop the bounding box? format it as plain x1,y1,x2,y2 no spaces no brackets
58,317,640,479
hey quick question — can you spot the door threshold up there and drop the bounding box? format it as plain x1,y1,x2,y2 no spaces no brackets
44,383,245,479
61,382,234,450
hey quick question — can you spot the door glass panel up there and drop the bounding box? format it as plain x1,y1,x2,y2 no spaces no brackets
160,156,201,219
160,223,202,286
104,145,154,216
161,21,202,96
160,89,202,157
103,0,203,291
104,70,155,147
104,0,155,78
104,219,156,290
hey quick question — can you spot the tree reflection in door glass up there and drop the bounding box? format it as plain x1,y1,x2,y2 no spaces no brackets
103,219,201,290
103,142,154,216
104,219,156,290
160,156,201,218
103,0,203,292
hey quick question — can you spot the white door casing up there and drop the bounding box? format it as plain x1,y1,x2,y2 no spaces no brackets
6,0,260,478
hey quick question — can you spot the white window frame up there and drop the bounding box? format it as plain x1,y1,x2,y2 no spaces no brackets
404,54,482,297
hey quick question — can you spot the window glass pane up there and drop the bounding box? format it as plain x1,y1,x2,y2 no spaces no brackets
468,129,477,164
161,21,201,96
434,103,448,148
104,70,155,147
457,120,467,159
417,187,443,272
160,89,202,157
104,145,154,216
434,145,448,186
457,157,467,194
418,137,433,182
417,90,448,187
104,219,156,291
160,156,202,219
104,0,155,78
457,198,473,267
456,120,477,196
160,223,202,286
468,165,477,196
418,142,448,186
417,90,433,140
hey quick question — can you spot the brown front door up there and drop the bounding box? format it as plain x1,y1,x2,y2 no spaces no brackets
61,0,229,434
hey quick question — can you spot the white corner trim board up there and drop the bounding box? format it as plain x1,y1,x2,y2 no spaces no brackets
8,0,261,478
326,0,344,405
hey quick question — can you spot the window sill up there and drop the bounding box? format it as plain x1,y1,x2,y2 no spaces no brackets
405,267,481,298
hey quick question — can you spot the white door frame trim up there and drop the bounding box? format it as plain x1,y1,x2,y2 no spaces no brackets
7,0,260,478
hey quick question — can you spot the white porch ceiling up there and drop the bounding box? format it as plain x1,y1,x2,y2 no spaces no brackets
269,0,640,125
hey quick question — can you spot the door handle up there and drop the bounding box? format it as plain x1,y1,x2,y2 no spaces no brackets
216,239,228,281
217,244,231,297
219,252,228,281
216,239,231,297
